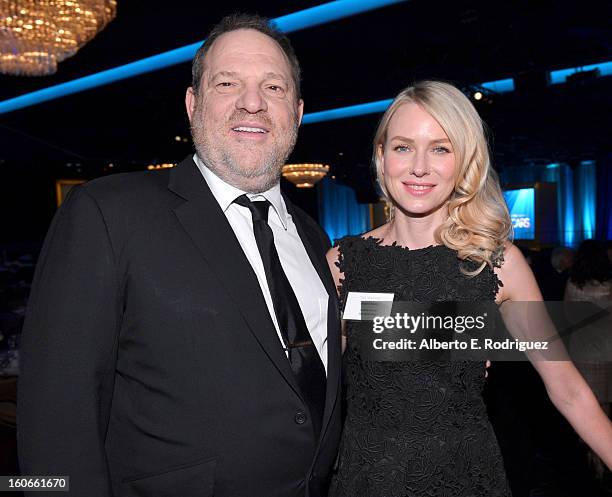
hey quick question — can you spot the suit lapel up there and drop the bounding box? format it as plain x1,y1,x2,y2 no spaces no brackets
168,157,302,400
284,197,341,446
283,198,337,299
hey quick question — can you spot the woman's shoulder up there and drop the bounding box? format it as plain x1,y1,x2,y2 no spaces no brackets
332,225,388,251
326,226,389,278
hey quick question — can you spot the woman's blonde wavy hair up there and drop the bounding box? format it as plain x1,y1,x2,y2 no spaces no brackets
373,81,511,275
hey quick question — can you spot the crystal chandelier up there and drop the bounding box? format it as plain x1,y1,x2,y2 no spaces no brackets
0,1,117,76
282,163,330,188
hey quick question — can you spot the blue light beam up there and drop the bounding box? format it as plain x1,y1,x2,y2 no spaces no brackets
0,0,407,114
550,61,612,85
302,99,393,124
301,76,515,124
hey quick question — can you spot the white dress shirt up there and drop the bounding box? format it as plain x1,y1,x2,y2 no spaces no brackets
194,155,329,373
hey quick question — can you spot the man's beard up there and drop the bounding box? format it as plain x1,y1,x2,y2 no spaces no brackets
190,104,299,193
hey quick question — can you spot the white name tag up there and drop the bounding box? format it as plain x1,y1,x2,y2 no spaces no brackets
343,292,394,320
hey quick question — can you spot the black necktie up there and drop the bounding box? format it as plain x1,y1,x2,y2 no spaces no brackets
234,194,326,439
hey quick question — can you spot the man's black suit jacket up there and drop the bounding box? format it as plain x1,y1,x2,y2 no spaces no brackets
18,156,342,497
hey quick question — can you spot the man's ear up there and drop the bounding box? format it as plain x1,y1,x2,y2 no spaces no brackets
296,98,304,126
185,87,196,121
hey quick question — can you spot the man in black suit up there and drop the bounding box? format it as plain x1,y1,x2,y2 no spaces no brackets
18,14,342,497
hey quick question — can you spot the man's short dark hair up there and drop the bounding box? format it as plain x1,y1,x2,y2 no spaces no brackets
191,13,301,100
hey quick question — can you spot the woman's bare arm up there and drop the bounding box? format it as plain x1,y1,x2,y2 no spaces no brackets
496,243,612,469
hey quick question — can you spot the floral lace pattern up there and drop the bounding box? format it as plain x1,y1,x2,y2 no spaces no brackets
329,237,512,497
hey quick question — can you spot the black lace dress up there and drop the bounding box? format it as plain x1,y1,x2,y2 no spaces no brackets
329,236,512,497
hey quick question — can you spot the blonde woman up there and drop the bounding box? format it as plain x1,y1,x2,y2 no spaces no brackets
326,81,612,497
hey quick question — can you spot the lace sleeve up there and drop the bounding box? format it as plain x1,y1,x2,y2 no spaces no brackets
332,238,350,311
